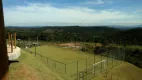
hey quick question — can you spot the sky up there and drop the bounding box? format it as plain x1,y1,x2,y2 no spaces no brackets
2,0,142,26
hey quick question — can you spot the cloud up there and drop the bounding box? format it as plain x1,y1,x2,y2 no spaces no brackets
3,3,142,26
82,0,117,5
83,0,105,5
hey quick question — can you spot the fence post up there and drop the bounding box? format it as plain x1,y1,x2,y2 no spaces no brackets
55,61,56,68
35,45,36,56
106,52,109,77
120,55,122,64
86,57,87,80
101,53,102,73
65,64,67,74
121,49,125,64
112,54,114,68
94,53,95,64
52,60,54,67
94,54,96,76
116,52,118,66
123,51,126,63
121,55,125,64
46,57,48,64
77,61,79,80
107,52,109,69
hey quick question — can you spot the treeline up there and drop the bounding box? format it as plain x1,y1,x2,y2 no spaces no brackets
109,28,142,45
5,26,119,42
6,26,142,45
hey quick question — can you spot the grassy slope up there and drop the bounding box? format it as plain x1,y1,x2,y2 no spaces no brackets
9,51,71,80
30,45,118,63
30,45,86,63
29,46,123,75
94,62,142,80
29,45,142,80
9,46,142,80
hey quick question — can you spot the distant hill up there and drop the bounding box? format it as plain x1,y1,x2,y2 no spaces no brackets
41,26,121,35
6,26,121,42
119,27,142,36
6,26,142,45
111,27,142,45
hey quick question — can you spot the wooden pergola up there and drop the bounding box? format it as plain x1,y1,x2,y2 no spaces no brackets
0,0,9,80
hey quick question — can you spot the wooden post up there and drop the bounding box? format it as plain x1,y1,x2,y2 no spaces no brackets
0,0,9,79
13,34,15,49
10,34,13,53
14,33,16,48
8,32,10,46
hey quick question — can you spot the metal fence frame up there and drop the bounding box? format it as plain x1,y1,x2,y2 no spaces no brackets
25,47,125,80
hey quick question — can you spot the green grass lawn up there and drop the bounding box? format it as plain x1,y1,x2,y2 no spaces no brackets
9,45,142,80
9,50,71,80
29,45,123,79
93,62,142,80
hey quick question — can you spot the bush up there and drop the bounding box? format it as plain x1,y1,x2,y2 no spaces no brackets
125,49,142,68
93,46,106,54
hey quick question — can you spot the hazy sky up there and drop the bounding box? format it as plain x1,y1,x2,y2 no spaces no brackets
2,0,142,26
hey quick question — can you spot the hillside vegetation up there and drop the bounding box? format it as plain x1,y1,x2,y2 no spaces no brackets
6,26,142,45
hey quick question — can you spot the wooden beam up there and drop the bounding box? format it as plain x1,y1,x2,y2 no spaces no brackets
8,32,10,46
10,34,13,53
0,0,9,79
14,33,16,48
